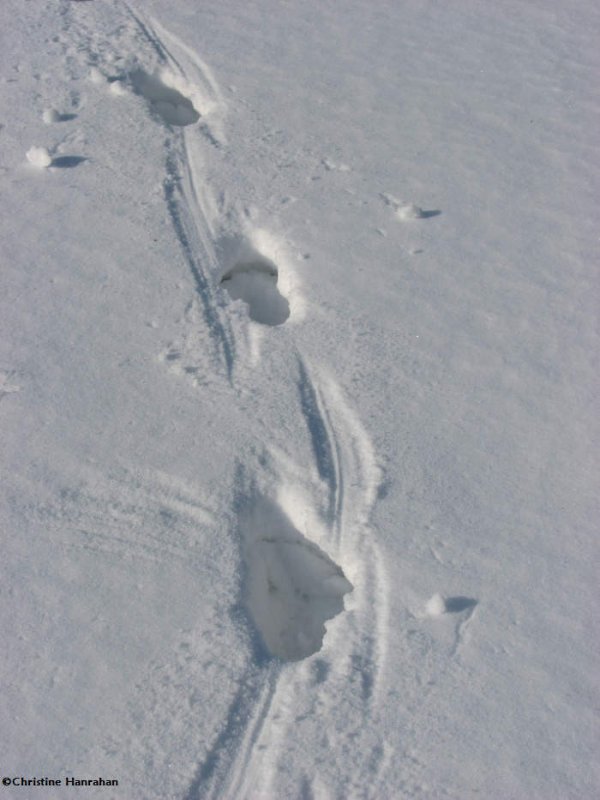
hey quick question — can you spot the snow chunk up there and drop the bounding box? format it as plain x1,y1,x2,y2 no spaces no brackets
109,80,128,97
89,67,106,85
26,146,52,168
42,108,60,124
396,203,424,221
381,193,435,220
425,593,446,617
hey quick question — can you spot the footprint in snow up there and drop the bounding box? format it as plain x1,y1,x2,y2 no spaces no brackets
218,236,290,326
239,495,352,661
130,68,200,127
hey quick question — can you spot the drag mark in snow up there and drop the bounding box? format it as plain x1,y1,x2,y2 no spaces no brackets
182,473,286,800
242,369,389,796
163,148,236,378
300,367,388,705
69,6,389,795
121,11,239,378
296,357,342,535
184,662,278,800
188,457,355,799
122,8,296,376
122,3,168,63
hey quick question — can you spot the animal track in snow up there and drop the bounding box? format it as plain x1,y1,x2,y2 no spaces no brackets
131,68,200,126
239,495,352,661
218,236,290,326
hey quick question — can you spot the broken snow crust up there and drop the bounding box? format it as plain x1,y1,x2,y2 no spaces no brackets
1,1,599,799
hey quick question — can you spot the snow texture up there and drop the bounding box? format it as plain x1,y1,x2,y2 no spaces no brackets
2,1,599,799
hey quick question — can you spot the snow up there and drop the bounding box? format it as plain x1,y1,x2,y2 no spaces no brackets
218,236,291,326
108,80,128,98
42,108,61,124
25,145,52,167
425,593,447,618
130,69,201,127
88,66,105,85
2,1,599,798
240,494,353,661
396,203,425,221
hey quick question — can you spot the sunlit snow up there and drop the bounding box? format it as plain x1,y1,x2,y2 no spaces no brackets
2,1,598,798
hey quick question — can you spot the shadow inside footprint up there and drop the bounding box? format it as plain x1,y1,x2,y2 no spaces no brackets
217,234,290,325
240,496,352,661
221,261,289,326
131,69,200,127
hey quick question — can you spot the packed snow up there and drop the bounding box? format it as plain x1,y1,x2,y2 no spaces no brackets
25,145,52,168
2,1,599,798
424,593,447,618
42,108,62,124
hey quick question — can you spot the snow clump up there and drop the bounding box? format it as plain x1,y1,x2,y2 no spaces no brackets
109,81,128,97
425,593,447,617
42,108,61,124
89,67,106,85
26,146,52,168
396,203,424,221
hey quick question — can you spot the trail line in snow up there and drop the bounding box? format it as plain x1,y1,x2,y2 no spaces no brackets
230,363,390,797
64,5,389,794
184,662,279,800
298,364,388,705
296,355,343,536
163,141,236,379
118,6,236,379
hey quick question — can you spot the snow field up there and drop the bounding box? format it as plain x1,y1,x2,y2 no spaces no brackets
1,0,599,798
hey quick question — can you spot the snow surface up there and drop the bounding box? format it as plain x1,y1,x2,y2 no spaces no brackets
1,1,599,798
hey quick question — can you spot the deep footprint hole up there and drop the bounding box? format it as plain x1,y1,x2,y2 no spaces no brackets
240,496,352,661
131,69,200,127
219,247,290,326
